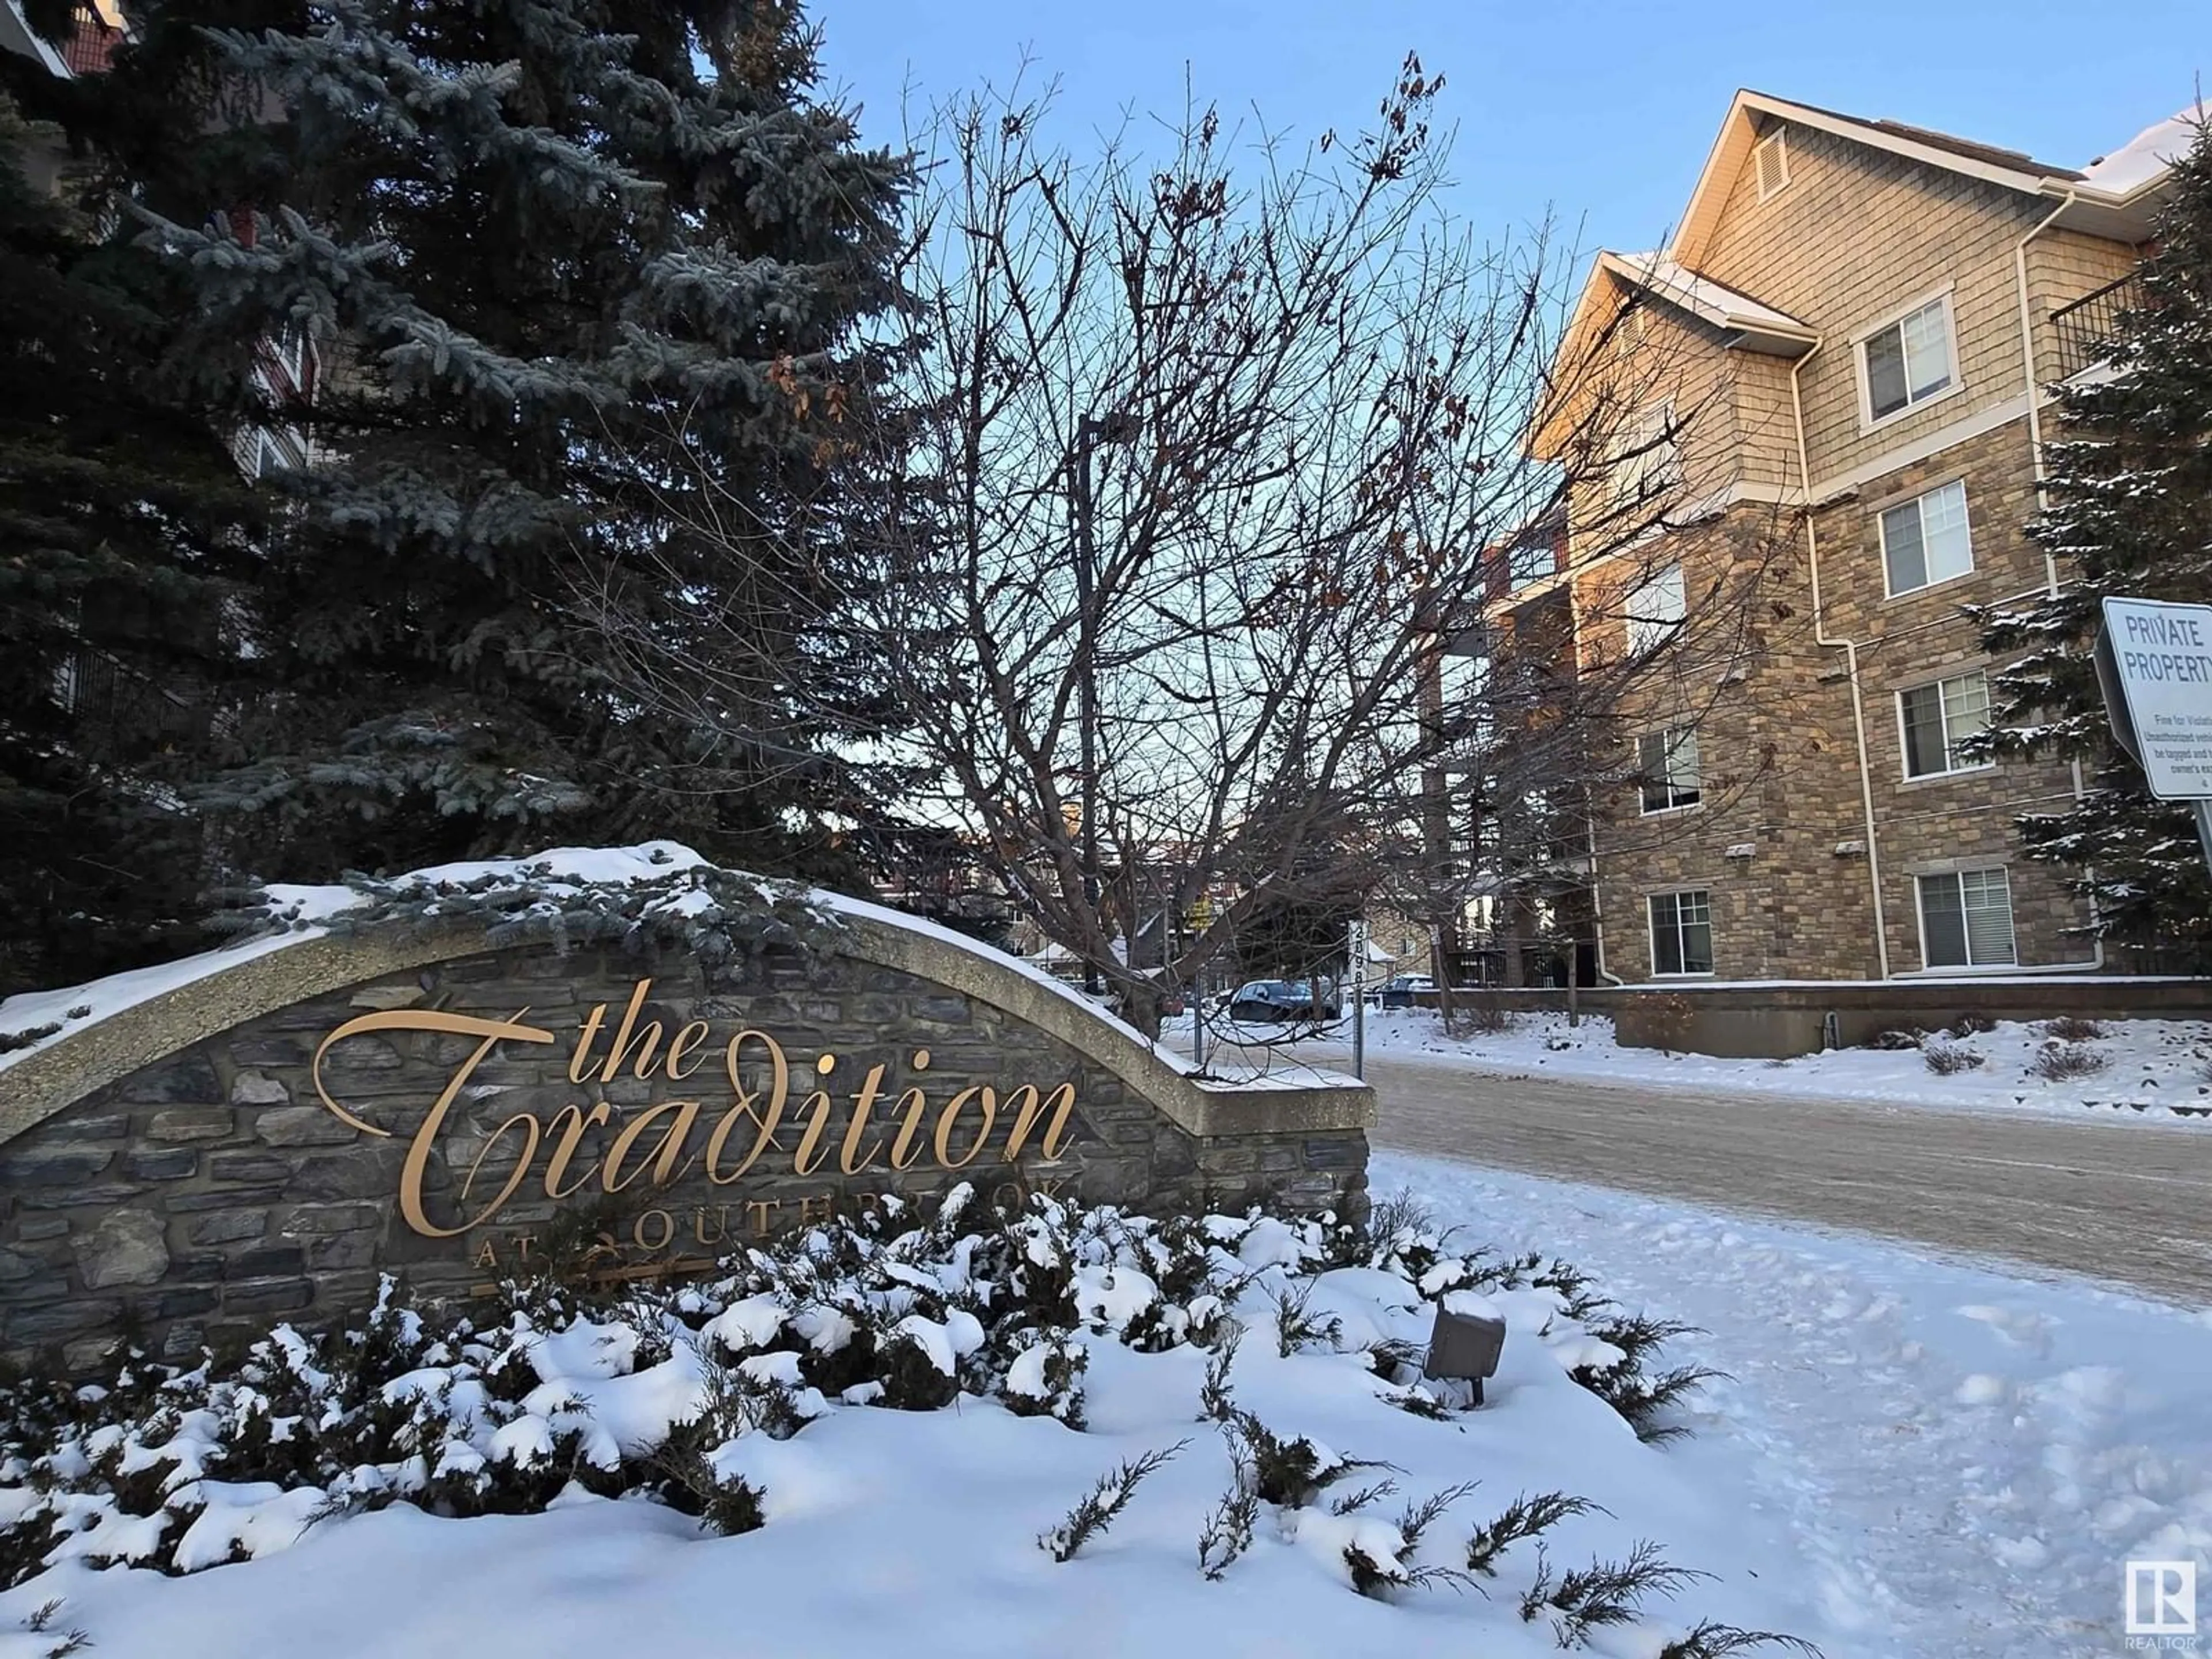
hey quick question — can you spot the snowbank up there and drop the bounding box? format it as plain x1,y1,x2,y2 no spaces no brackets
1202,1007,2212,1126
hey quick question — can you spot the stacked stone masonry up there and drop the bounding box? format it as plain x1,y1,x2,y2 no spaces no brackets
0,941,1370,1371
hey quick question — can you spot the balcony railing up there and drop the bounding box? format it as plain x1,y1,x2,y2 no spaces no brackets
2051,267,2147,382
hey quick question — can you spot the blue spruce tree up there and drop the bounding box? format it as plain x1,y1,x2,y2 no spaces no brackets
1978,116,2212,967
85,0,912,886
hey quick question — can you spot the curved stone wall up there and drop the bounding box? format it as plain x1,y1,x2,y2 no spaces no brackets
0,912,1372,1369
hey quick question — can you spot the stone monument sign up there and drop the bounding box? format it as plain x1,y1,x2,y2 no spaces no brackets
0,854,1373,1370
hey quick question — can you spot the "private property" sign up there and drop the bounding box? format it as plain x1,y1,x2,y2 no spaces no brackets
2097,596,2212,801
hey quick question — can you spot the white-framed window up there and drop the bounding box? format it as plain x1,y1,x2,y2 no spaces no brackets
1899,670,1991,779
1625,563,1687,653
1858,291,1959,426
1916,868,2016,968
1648,889,1713,976
1755,130,1790,201
1638,725,1700,813
1607,400,1683,509
1880,479,1974,596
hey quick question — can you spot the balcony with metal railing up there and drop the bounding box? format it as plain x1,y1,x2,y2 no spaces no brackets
2050,267,2148,382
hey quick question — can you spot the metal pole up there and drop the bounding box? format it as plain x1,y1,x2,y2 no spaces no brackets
1074,421,1102,995
2195,800,2212,881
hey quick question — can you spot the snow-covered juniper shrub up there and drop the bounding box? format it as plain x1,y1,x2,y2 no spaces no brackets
1196,1426,1262,1583
0,1188,1718,1588
1464,1490,1606,1578
1566,1315,1724,1445
997,1335,1088,1429
1342,1482,1480,1601
1361,1338,1459,1419
1518,1539,1714,1648
1271,1281,1343,1357
1038,1441,1184,1562
7,1599,89,1659
1197,1330,1242,1423
1221,1408,1391,1511
1658,1622,1824,1658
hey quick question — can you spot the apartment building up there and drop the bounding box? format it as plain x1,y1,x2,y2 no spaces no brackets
1462,90,2189,986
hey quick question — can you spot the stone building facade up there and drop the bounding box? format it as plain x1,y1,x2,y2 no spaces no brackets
1474,89,2184,984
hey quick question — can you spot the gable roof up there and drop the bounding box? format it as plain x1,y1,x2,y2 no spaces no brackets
1529,251,1815,457
1532,90,2190,459
1671,89,2177,268
1600,252,1815,350
1790,102,2084,181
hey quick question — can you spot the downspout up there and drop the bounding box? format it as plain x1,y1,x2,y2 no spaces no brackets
2015,191,2105,970
1585,807,1627,986
1790,341,1891,979
2015,193,2074,600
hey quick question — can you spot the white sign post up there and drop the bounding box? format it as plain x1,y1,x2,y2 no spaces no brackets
1347,918,1369,1081
2094,595,2212,873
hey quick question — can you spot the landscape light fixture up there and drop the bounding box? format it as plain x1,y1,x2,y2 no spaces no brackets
1422,1300,1507,1405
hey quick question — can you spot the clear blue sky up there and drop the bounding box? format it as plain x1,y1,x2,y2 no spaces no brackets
809,0,2209,259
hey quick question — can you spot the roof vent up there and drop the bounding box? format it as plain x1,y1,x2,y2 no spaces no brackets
1755,131,1791,202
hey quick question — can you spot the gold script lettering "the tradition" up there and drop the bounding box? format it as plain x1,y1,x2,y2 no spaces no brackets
309,978,1079,1238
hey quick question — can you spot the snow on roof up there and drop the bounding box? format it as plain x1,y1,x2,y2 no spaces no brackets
2082,107,2202,195
1603,252,1813,340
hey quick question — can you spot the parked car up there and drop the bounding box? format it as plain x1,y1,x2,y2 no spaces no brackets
1376,973,1435,1009
1226,979,1340,1022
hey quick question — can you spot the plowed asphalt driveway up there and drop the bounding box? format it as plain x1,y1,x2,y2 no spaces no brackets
1279,1047,2212,1306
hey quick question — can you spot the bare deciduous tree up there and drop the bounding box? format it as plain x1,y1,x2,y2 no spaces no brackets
608,58,1787,1037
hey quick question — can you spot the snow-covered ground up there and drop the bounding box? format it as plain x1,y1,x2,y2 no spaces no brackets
6,1162,2206,1659
1374,1152,2212,1659
1195,1008,2212,1125
0,1198,1827,1659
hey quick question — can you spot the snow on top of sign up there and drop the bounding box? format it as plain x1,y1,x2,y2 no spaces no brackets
792,881,1205,1075
0,843,718,1073
0,843,1283,1086
0,890,355,1075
